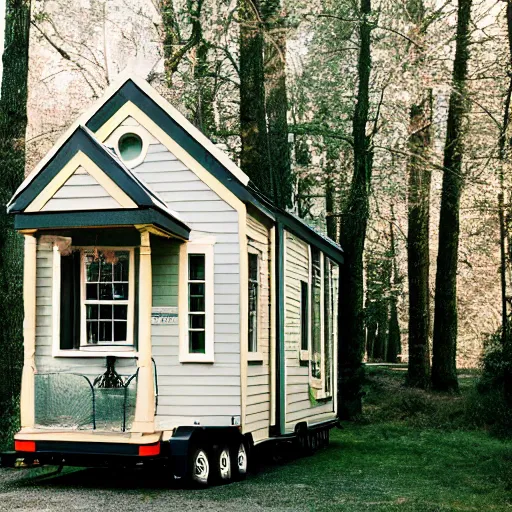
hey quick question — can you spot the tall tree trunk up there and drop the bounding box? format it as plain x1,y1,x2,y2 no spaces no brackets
501,0,512,408
407,92,433,387
431,0,472,392
338,0,373,419
373,301,388,361
160,0,203,86
263,1,292,209
239,0,271,196
326,161,337,241
0,0,31,448
387,219,401,363
193,40,216,137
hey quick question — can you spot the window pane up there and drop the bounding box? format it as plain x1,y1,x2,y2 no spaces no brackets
189,314,205,329
99,260,112,282
189,254,205,281
249,253,258,281
189,330,205,353
301,281,309,351
114,253,129,281
86,261,99,282
99,321,112,342
99,283,113,300
114,321,127,342
189,283,205,312
86,283,98,300
119,133,143,161
249,282,258,312
113,283,128,300
86,304,98,320
100,304,113,319
249,313,257,352
114,305,128,320
311,248,322,380
86,321,98,344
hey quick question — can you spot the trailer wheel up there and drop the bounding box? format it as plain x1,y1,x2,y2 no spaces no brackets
211,444,232,484
188,447,210,486
232,440,249,480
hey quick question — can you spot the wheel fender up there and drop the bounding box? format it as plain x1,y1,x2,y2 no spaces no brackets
168,426,207,479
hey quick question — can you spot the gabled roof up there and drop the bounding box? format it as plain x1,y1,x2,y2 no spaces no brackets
10,125,190,239
9,73,342,263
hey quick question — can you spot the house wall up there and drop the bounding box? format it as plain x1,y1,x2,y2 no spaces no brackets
32,116,242,430
244,214,271,442
283,231,335,432
124,118,242,429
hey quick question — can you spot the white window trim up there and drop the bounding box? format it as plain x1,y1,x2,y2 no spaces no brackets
179,239,215,363
299,277,310,363
247,245,263,361
108,125,150,168
52,245,137,358
310,248,322,391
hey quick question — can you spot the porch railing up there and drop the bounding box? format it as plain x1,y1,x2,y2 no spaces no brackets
34,370,138,432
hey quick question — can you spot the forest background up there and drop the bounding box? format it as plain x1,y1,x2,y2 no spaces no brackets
1,0,512,439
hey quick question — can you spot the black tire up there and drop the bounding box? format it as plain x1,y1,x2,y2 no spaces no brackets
187,446,210,487
309,431,318,452
211,444,232,484
231,439,249,481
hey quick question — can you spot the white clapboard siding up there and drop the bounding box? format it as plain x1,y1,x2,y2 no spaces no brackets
33,116,242,430
42,166,122,211
284,231,334,431
132,132,242,429
244,215,271,441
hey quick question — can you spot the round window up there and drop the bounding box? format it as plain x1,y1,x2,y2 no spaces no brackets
118,133,143,162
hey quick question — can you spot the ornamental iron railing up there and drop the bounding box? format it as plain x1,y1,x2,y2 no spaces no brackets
34,370,138,432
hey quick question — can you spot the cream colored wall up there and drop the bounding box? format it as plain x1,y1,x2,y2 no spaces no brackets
244,215,271,442
284,231,335,432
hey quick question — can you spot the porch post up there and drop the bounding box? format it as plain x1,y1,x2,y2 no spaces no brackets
132,228,155,433
20,231,37,429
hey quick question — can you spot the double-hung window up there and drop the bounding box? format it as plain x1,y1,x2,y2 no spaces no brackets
248,252,259,353
82,249,134,347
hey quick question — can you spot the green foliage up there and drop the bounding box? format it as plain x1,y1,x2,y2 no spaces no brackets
464,332,512,438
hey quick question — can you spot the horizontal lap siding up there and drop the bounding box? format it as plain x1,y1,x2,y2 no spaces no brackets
245,216,271,441
284,232,334,432
34,240,137,379
42,166,121,211
134,135,241,430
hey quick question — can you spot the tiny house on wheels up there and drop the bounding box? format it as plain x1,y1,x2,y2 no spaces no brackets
2,74,343,486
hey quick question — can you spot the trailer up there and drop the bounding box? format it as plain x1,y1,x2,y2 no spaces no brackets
1,73,343,486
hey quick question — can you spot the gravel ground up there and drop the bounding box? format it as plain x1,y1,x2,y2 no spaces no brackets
0,451,310,512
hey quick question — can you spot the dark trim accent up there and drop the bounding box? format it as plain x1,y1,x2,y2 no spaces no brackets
276,212,344,265
275,222,286,435
86,80,275,220
14,208,190,240
9,127,156,212
248,359,263,366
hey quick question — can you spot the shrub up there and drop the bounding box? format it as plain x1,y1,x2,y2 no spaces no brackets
466,331,512,438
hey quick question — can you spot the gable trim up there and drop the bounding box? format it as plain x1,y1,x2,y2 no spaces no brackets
94,101,247,215
86,80,274,220
25,151,137,212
